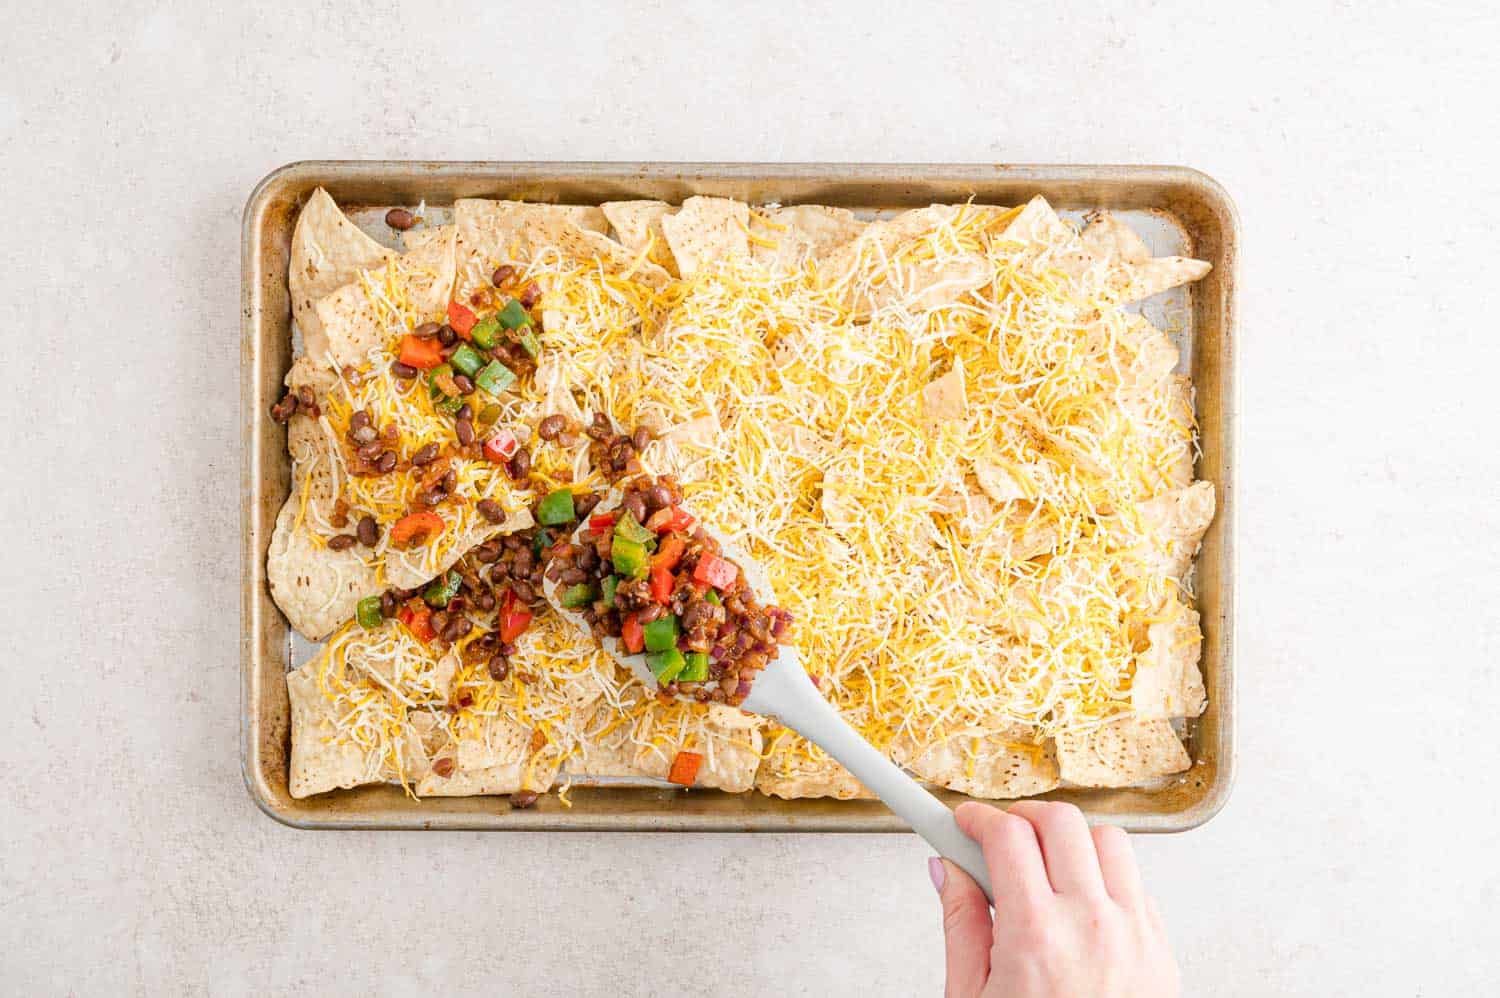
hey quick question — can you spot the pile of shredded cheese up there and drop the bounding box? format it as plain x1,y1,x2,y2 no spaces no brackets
305,203,1199,792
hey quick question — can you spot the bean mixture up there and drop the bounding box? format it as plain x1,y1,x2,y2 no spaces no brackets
271,265,550,551
545,473,792,707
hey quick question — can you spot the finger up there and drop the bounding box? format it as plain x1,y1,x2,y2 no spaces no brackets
1007,800,1106,897
1090,824,1145,908
931,857,993,998
955,801,1049,908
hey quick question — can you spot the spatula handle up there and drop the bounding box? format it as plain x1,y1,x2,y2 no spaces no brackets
768,678,993,903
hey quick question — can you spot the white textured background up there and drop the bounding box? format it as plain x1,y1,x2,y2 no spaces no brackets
2,2,1496,995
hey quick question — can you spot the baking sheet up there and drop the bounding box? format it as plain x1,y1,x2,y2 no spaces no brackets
243,162,1237,831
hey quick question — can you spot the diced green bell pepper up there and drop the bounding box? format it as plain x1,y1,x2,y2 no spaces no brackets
423,569,462,608
517,328,541,359
643,615,679,653
496,298,531,329
679,651,709,682
613,511,655,545
475,360,516,397
477,403,504,427
536,489,576,526
450,343,486,377
560,582,597,609
470,316,502,349
704,589,722,606
532,528,552,558
611,536,648,578
434,395,464,416
600,574,619,609
356,595,384,629
645,648,686,684
427,363,453,398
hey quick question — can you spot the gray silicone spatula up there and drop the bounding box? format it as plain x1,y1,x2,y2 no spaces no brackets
543,493,993,902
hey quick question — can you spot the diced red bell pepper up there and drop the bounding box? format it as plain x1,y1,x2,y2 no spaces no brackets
651,535,686,572
649,564,675,604
620,613,645,654
447,301,477,338
588,511,617,535
397,599,435,643
667,751,702,786
390,510,444,548
666,506,696,533
483,429,520,463
498,588,532,643
691,553,738,590
397,334,444,370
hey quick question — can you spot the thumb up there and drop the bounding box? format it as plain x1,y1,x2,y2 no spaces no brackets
930,857,993,998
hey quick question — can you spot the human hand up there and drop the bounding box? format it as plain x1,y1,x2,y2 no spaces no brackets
930,801,1179,998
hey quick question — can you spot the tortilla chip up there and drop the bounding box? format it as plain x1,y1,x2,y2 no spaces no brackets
289,188,396,364
750,204,865,268
1132,597,1207,719
601,199,679,276
266,359,383,640
525,214,671,289
1082,210,1211,302
382,502,533,592
417,713,559,797
1055,716,1190,787
315,225,458,369
755,730,873,800
455,197,606,257
973,457,1030,504
1116,314,1181,390
661,196,750,277
892,725,1060,798
922,359,968,422
1137,480,1216,580
286,659,381,798
624,696,768,792
819,205,990,318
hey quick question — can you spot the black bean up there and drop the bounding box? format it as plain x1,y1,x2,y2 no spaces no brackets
518,283,540,308
437,325,457,346
512,579,536,603
356,515,379,547
327,534,357,551
441,616,472,642
477,499,504,523
631,427,651,451
644,485,671,511
414,322,441,339
511,789,539,809
442,469,457,492
456,419,475,446
430,610,450,634
488,654,510,681
380,590,398,617
455,403,473,422
350,410,371,432
447,596,468,616
391,360,417,380
452,374,474,394
357,440,383,460
507,449,531,480
622,493,647,525
538,415,565,441
385,208,416,230
377,451,397,473
412,442,439,466
474,540,501,563
270,393,298,423
476,591,496,612
492,265,515,286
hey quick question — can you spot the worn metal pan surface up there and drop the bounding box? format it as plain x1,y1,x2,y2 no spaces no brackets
242,162,1236,832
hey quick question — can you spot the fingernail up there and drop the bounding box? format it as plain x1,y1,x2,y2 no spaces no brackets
927,856,946,894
